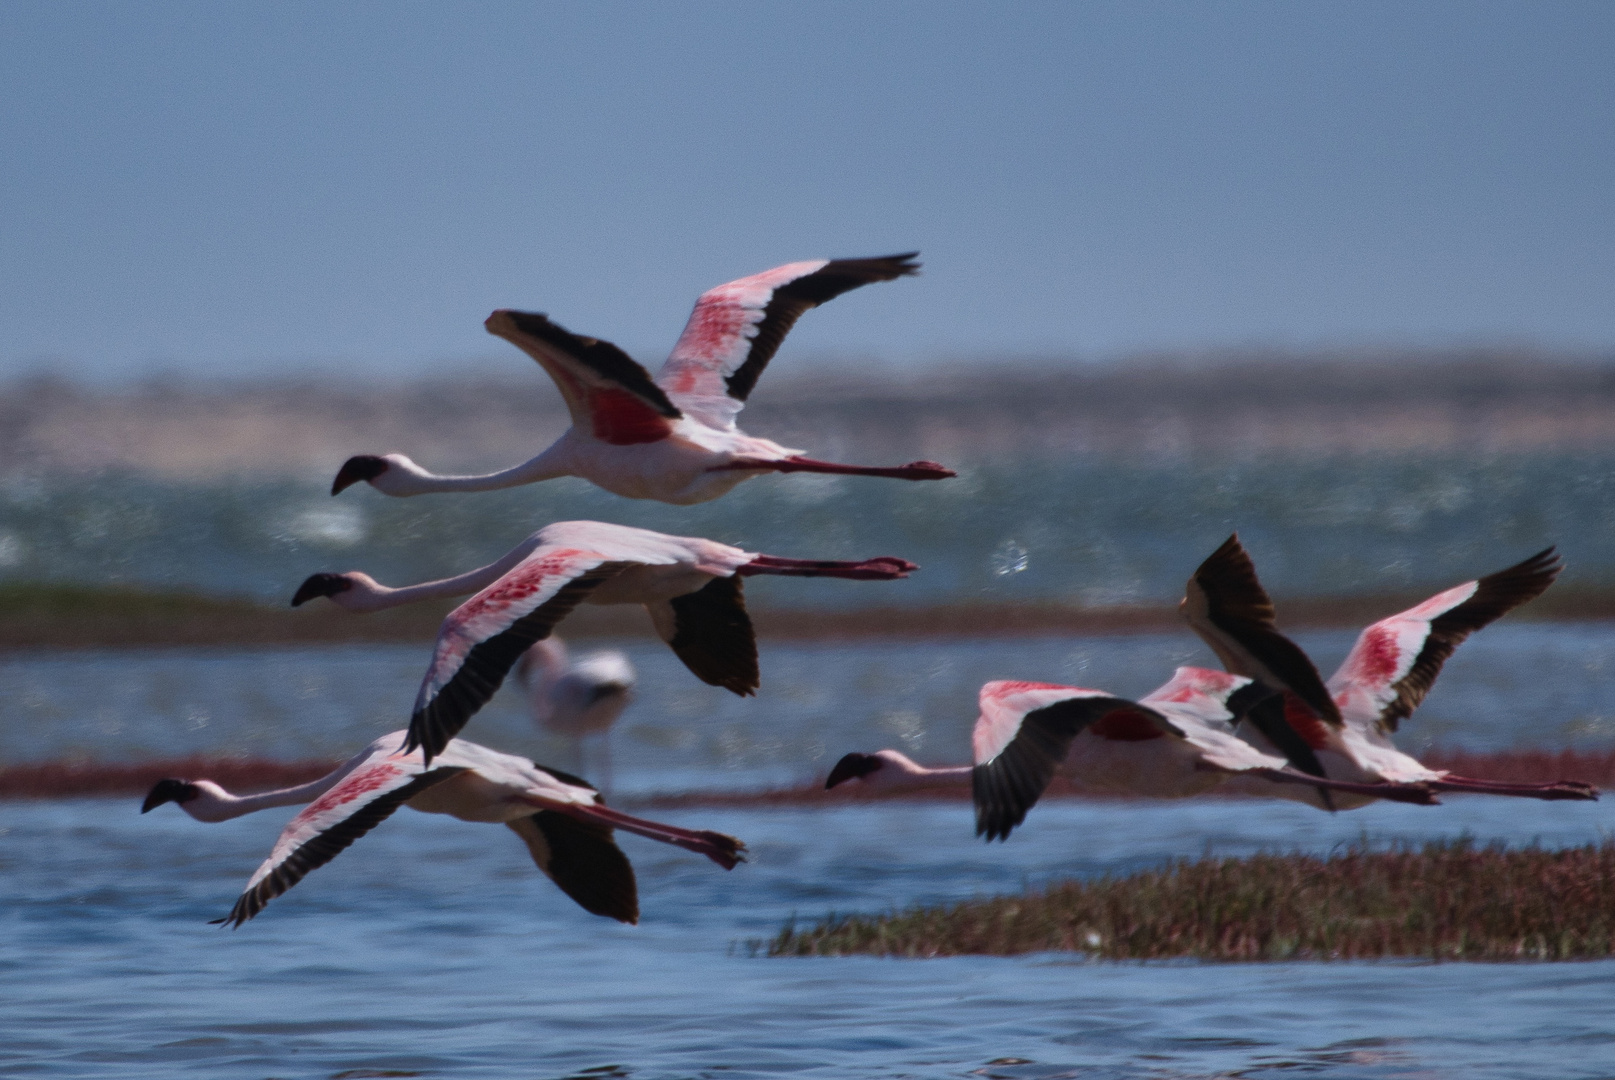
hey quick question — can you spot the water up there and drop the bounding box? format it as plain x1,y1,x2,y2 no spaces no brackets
3,452,1615,606
4,632,1615,1077
6,626,1615,778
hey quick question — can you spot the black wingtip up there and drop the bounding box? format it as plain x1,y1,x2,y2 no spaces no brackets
825,752,884,789
141,778,198,813
331,455,388,495
290,572,352,607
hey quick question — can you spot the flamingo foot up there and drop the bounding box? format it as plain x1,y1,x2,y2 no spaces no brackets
1257,768,1440,806
555,802,748,870
737,554,918,580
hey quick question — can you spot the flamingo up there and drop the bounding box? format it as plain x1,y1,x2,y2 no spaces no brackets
1182,535,1598,808
828,667,1438,842
141,731,744,927
515,637,635,790
291,520,917,764
329,254,955,505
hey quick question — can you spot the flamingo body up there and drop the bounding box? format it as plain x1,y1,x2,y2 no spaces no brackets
332,255,955,505
291,520,917,763
141,732,744,927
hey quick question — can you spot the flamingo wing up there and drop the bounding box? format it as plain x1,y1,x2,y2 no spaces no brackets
1139,666,1292,774
406,550,636,764
655,254,920,429
645,575,759,696
506,811,640,924
1329,547,1561,733
219,756,468,926
971,681,1172,841
485,309,683,446
1182,534,1342,727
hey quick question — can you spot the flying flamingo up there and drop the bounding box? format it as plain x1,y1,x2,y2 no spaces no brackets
1182,536,1598,808
515,637,636,790
291,520,917,763
141,731,744,926
329,254,955,505
828,667,1437,842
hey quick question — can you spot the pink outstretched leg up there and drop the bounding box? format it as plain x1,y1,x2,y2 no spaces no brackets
737,554,918,580
711,456,956,481
1430,775,1599,801
534,799,748,870
1255,768,1441,806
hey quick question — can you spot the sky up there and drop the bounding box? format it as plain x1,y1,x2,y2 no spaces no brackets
1,1,1612,382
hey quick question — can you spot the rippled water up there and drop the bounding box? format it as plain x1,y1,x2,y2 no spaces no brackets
3,452,1615,605
4,630,1615,1077
7,626,1615,778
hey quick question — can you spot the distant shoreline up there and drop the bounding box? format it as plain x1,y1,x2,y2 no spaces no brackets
2,581,1614,651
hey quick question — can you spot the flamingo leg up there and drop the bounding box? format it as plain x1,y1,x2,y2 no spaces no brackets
529,799,746,869
1429,775,1599,801
711,456,955,481
737,554,918,580
1252,768,1440,806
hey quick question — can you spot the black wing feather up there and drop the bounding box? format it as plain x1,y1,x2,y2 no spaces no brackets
406,563,632,764
724,253,919,401
972,696,1156,842
500,310,682,419
218,766,467,927
665,576,759,696
1192,535,1342,727
1381,547,1561,731
517,811,640,925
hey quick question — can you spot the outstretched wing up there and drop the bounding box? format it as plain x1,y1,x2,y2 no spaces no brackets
1181,534,1342,727
971,681,1171,842
1329,547,1561,733
1139,666,1290,774
485,310,683,446
220,757,467,926
645,575,759,696
655,254,920,429
506,811,640,925
406,549,634,763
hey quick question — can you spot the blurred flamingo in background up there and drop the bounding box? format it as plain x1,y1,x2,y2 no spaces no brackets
330,254,954,505
515,636,635,794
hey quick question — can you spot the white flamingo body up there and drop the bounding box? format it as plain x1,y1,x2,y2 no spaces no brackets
331,255,954,505
827,667,1435,842
141,732,744,926
291,520,916,763
518,638,635,738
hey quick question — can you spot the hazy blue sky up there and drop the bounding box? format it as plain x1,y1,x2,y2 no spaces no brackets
2,1,1611,381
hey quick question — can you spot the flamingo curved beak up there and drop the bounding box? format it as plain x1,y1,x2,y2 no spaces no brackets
331,455,389,495
141,778,199,813
291,572,353,607
825,752,884,789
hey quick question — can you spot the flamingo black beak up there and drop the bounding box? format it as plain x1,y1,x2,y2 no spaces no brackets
825,752,884,789
141,778,199,813
291,572,353,607
331,455,389,495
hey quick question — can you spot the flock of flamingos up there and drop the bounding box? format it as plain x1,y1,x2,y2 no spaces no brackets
139,253,1598,929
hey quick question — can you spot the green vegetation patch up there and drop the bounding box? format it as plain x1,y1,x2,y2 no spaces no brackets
766,840,1615,962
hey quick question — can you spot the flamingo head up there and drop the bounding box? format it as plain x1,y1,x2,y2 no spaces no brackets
331,455,391,495
141,778,200,813
291,572,355,607
825,752,887,789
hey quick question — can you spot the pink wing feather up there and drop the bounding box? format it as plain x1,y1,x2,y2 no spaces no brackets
657,254,919,429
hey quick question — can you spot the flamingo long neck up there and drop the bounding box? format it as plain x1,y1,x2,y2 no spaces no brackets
189,757,366,822
402,448,571,495
351,537,544,612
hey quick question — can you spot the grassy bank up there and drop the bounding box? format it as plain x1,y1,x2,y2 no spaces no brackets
765,839,1615,961
5,581,1615,650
